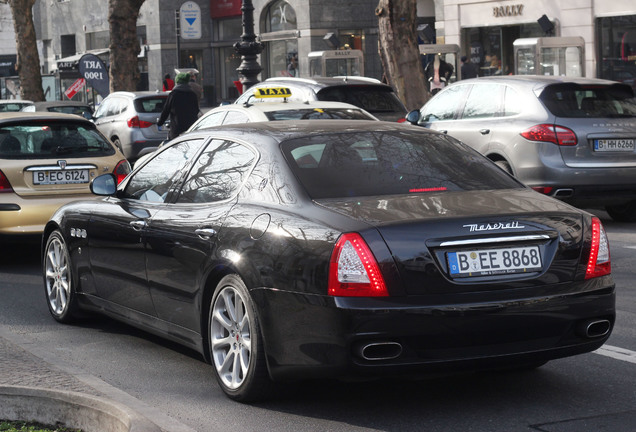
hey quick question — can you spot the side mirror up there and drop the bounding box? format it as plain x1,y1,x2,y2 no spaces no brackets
406,110,420,125
90,173,117,196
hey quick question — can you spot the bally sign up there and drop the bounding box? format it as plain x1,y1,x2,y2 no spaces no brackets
78,54,110,97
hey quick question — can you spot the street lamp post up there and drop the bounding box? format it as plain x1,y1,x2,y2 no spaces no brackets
234,0,263,92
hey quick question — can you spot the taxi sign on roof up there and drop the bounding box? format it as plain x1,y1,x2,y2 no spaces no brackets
254,87,292,98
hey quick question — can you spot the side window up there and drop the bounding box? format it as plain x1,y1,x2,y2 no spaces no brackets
190,111,227,131
177,139,257,203
503,86,522,117
123,139,205,202
462,84,504,119
222,110,250,125
420,85,469,122
93,99,111,118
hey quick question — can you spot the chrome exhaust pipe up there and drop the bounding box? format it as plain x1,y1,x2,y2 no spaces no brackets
357,342,402,361
553,188,574,198
584,319,611,338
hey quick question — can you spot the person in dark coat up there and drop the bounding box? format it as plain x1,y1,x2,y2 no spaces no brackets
460,56,479,79
157,72,199,140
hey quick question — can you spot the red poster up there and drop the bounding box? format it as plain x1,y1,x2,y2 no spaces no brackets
210,0,242,18
64,78,86,99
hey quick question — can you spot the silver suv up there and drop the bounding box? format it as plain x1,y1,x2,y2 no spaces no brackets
93,91,168,160
407,75,636,222
234,77,408,122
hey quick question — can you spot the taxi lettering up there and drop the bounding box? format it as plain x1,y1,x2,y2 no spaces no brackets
255,87,292,98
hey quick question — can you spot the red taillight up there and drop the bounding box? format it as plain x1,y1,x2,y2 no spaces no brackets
585,217,611,279
328,233,388,297
113,160,131,184
397,118,407,123
127,116,153,128
520,124,577,146
0,169,13,193
531,186,554,195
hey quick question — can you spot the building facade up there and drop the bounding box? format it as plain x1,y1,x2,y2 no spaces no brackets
434,0,636,88
13,0,636,105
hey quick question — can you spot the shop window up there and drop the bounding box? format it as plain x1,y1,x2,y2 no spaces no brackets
597,15,636,91
264,0,297,32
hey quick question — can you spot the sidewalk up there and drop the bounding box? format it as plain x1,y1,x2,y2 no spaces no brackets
0,328,197,432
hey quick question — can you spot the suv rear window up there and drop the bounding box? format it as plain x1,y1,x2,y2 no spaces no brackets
316,85,406,117
281,130,521,199
0,122,115,159
134,97,167,113
540,83,636,118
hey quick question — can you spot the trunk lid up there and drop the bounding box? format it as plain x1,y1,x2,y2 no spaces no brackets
316,189,586,295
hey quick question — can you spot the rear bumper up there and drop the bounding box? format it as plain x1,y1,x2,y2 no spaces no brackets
0,193,96,235
253,280,615,381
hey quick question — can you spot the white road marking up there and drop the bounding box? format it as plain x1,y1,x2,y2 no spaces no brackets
594,345,636,365
624,246,636,249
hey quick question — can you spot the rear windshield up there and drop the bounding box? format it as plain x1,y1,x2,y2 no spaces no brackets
281,130,522,199
47,105,93,118
316,86,406,114
540,83,636,118
0,121,115,159
265,108,374,121
134,97,167,113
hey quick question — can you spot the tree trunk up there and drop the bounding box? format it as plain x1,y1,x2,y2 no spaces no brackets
8,0,45,101
376,0,430,111
108,0,146,92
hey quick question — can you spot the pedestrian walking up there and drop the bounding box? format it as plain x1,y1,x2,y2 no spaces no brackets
162,74,175,91
157,72,199,140
460,56,478,79
189,72,203,102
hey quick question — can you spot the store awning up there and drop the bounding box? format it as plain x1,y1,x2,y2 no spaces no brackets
57,49,109,72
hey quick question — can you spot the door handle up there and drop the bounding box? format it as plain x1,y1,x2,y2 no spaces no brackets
195,228,217,239
480,129,490,135
130,220,147,231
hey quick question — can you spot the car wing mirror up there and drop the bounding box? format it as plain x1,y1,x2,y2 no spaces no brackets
90,173,118,196
406,110,420,125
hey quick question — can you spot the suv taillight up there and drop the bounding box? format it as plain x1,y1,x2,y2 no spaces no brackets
521,124,577,146
585,217,611,279
0,170,13,193
328,233,388,297
127,116,153,128
113,160,131,184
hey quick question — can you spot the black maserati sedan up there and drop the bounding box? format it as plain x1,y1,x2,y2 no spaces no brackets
42,120,615,402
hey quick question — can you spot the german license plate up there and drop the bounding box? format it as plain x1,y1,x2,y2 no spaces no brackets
33,169,89,185
447,246,542,278
593,139,635,152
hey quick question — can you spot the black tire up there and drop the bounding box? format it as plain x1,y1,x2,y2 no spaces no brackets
208,274,274,402
43,230,79,323
605,200,636,223
112,137,123,153
494,159,513,175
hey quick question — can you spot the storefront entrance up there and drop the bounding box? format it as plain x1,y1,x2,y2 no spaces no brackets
462,22,546,77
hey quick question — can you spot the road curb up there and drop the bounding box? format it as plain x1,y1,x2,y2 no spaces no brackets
0,385,162,432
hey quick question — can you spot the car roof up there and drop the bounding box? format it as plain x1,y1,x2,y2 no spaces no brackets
184,119,430,143
106,91,168,99
0,111,96,125
28,101,91,108
451,75,626,91
260,76,390,89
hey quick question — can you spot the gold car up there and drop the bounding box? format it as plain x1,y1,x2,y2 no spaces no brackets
0,112,130,236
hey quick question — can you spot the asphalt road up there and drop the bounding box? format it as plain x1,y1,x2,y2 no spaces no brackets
1,208,635,432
